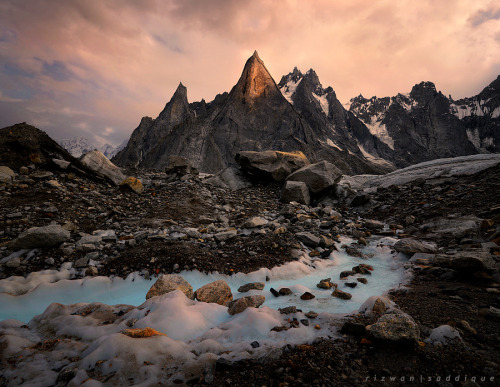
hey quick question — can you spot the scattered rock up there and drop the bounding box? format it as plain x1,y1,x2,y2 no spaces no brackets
286,160,342,194
195,280,233,305
238,282,265,293
11,224,71,249
227,295,265,315
214,229,237,243
295,231,320,248
424,325,461,345
300,292,315,300
120,177,144,194
305,311,318,319
434,250,496,272
281,181,310,205
0,166,15,183
146,274,194,300
80,150,125,185
235,150,309,182
243,217,269,228
317,278,335,289
278,288,293,295
394,238,437,254
204,167,252,191
332,289,352,300
367,311,419,343
165,155,198,175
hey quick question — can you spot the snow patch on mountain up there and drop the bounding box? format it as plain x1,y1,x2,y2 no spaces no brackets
364,116,394,150
280,79,300,104
312,93,329,116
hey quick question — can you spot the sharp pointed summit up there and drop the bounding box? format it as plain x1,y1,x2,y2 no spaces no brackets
231,51,282,104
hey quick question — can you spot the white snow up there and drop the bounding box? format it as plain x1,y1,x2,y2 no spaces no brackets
339,153,500,190
466,129,495,151
0,237,413,385
312,93,330,116
492,106,500,118
364,114,394,150
279,79,301,104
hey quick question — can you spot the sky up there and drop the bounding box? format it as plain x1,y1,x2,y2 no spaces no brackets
1,0,500,147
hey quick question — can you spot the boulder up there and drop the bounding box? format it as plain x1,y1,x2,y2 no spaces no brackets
194,280,233,305
214,229,237,243
203,167,252,191
281,181,310,205
367,311,419,343
243,217,269,228
424,325,461,345
332,288,352,300
165,155,198,175
238,282,265,293
434,250,496,272
0,166,15,183
120,177,144,194
80,150,125,185
11,224,70,249
235,150,310,182
146,274,194,300
286,161,342,194
420,216,480,239
394,238,437,254
228,295,265,315
295,231,320,248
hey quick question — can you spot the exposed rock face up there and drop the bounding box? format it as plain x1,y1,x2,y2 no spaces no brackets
286,161,342,194
278,68,394,173
145,275,194,300
80,150,125,185
235,150,309,182
113,52,383,175
347,77,500,167
11,224,70,249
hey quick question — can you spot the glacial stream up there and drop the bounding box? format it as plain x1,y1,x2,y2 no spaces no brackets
0,237,409,323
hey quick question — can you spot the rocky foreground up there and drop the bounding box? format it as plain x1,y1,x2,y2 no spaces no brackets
0,148,499,386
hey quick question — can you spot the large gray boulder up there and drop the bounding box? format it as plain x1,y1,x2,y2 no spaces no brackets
286,161,342,194
146,274,194,300
367,311,419,343
11,224,71,249
235,150,310,182
194,280,233,306
281,181,310,205
393,239,437,254
80,150,125,185
434,250,496,272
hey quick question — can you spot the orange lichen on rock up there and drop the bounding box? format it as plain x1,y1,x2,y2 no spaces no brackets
121,327,166,338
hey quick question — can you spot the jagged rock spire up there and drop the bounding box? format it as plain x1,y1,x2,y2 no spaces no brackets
231,50,282,104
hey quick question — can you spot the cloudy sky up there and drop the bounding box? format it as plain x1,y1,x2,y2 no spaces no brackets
1,0,499,147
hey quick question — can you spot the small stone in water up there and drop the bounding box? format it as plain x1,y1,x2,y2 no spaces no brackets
305,311,319,319
270,288,280,297
300,292,315,300
250,341,260,348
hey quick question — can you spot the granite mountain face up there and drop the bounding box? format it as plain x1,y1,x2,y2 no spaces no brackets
113,51,500,174
113,52,387,175
347,77,500,168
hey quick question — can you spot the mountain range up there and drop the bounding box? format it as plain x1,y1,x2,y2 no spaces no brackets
58,137,126,159
112,51,499,174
